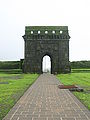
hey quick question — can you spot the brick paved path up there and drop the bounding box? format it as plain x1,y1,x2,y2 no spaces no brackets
3,74,90,120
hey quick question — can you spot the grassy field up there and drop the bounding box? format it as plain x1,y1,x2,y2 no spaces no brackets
0,68,90,119
0,69,39,120
57,69,90,110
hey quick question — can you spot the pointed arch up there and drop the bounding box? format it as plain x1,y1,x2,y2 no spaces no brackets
41,53,53,73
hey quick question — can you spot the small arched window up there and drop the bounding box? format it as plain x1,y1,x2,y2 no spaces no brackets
45,31,48,34
60,31,63,34
38,31,40,34
52,31,55,34
31,31,33,34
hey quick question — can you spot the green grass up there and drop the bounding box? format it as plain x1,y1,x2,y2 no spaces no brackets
0,69,22,74
0,70,39,120
72,68,90,73
57,69,90,110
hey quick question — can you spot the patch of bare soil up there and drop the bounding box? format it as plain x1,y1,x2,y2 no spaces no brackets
0,75,23,81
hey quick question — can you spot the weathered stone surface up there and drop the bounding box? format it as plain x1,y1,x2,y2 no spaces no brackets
23,26,71,74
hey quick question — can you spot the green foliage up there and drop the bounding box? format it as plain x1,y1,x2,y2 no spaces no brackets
0,61,20,69
0,69,22,74
57,69,90,110
71,61,90,69
0,71,39,120
71,68,90,73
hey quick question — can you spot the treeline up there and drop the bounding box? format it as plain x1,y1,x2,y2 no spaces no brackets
0,60,90,69
0,61,20,69
71,61,90,69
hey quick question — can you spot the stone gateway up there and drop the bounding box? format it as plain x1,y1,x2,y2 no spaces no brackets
23,26,71,74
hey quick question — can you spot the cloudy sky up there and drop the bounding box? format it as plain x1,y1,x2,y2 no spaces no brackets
0,0,90,61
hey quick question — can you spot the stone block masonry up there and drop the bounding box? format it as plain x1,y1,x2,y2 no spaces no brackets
23,26,71,74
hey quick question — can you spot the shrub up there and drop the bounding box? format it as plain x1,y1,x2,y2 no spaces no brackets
71,61,90,69
0,61,20,69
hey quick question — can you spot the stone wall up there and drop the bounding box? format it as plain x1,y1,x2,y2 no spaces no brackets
23,26,71,74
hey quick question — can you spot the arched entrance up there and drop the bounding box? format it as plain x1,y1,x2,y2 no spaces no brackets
42,55,51,73
23,26,71,74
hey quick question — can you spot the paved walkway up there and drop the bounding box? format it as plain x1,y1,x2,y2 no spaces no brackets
3,74,90,120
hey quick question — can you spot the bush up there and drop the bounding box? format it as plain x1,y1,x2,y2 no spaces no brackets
71,61,90,69
0,61,20,69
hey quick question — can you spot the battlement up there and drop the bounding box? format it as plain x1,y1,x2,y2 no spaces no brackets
23,26,70,40
26,26,68,30
25,26,68,34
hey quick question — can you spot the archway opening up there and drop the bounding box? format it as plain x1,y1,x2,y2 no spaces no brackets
42,55,51,73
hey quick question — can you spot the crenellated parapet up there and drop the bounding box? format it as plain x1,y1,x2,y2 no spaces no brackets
23,26,70,40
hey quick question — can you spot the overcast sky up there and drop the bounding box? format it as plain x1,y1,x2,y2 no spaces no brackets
0,0,90,61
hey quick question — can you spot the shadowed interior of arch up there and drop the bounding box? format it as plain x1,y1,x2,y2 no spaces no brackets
42,55,51,73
